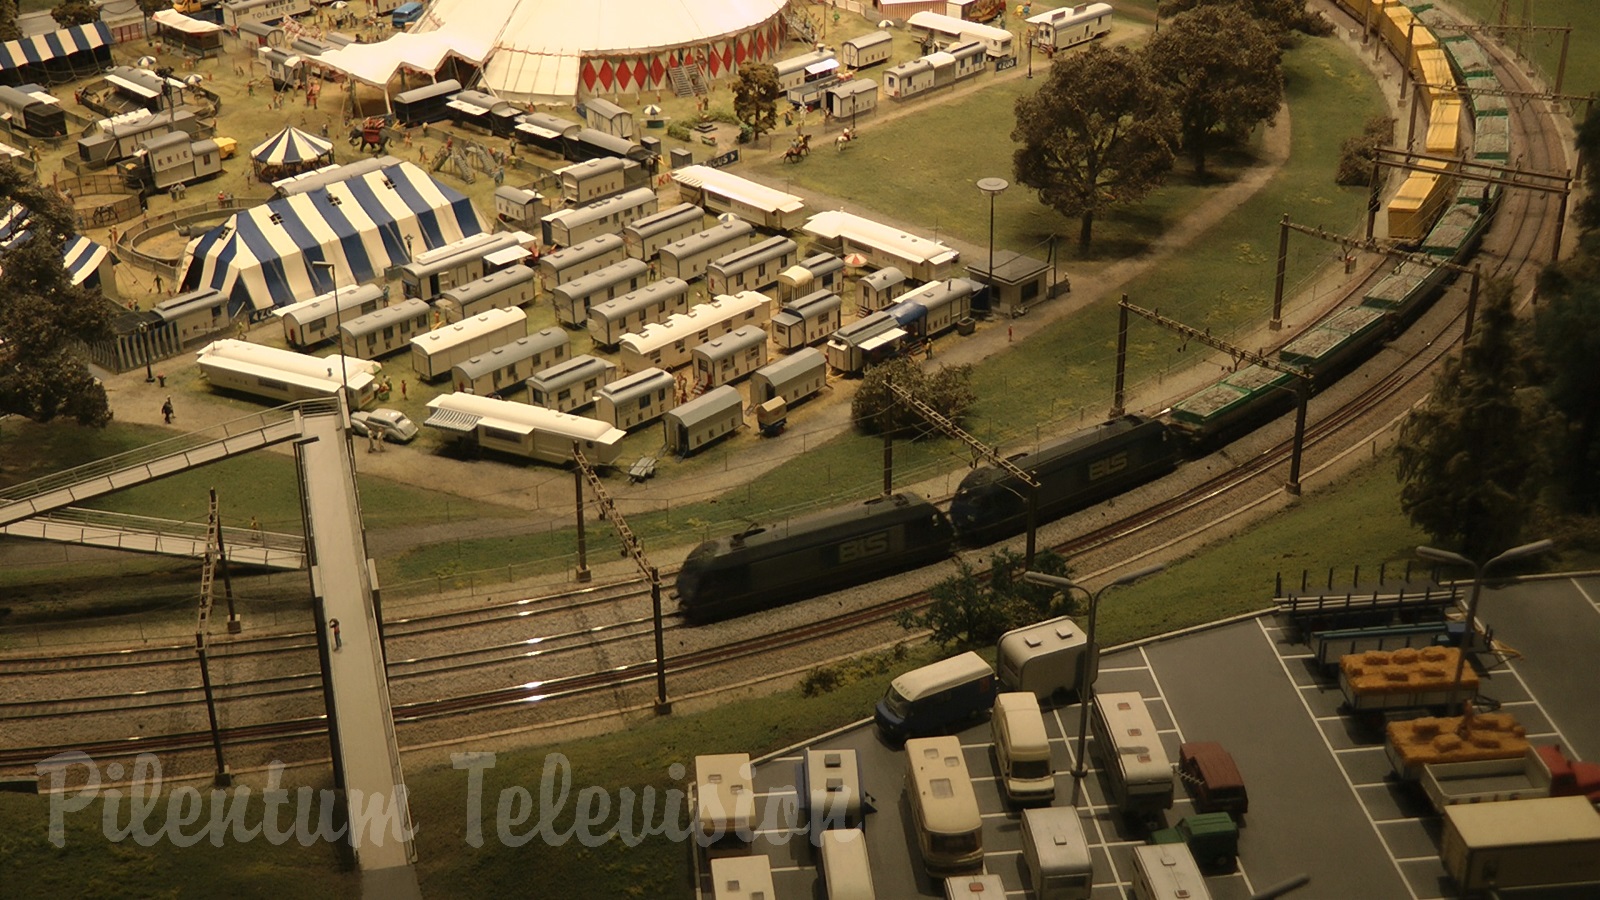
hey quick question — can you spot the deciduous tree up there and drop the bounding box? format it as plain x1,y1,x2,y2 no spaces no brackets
50,0,101,27
0,0,21,42
1158,0,1329,39
731,63,781,145
851,356,976,438
1146,4,1283,175
898,549,1073,649
1395,280,1555,559
1012,45,1178,248
0,167,113,428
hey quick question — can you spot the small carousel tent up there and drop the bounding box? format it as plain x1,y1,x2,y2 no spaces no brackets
179,158,485,313
250,126,335,179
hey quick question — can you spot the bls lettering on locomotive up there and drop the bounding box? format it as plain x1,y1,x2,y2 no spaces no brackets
1087,451,1128,481
838,530,893,563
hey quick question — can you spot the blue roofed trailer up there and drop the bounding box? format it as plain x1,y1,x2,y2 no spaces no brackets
692,325,769,390
539,232,628,294
552,258,650,328
771,290,843,352
884,278,977,340
399,231,530,302
541,185,659,249
706,236,798,296
526,354,616,412
338,298,430,359
450,328,568,396
222,0,311,28
434,264,539,324
663,385,743,456
275,283,387,348
391,78,462,127
588,277,691,347
750,346,826,406
153,287,231,346
624,203,705,260
658,220,757,282
390,1,421,28
593,367,677,431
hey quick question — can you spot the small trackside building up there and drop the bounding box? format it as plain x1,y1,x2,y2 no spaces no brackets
526,354,616,412
750,347,826,408
593,367,676,431
663,385,743,456
423,392,626,466
588,277,690,348
450,328,568,396
692,325,769,390
409,307,528,382
339,298,431,359
771,289,843,351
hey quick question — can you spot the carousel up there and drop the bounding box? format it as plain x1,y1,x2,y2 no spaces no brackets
249,126,335,181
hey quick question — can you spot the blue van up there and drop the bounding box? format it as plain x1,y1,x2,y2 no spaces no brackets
875,651,997,741
391,1,422,28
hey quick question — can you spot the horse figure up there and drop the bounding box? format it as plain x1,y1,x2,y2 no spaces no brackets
835,128,856,151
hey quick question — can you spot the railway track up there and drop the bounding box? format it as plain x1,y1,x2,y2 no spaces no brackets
0,26,1573,776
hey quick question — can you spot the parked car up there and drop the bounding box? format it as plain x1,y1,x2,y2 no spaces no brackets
349,408,418,443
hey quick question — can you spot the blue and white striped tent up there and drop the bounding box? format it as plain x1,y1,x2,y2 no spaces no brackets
180,159,486,312
250,126,335,173
0,22,113,87
0,203,112,291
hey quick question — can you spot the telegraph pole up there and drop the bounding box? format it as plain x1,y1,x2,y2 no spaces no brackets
573,444,669,714
1117,300,1313,494
886,383,1042,564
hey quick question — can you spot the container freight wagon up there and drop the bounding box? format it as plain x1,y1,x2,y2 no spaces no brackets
196,339,380,406
841,31,893,69
400,231,531,302
706,236,798,296
450,328,567,396
883,41,988,99
538,233,627,294
276,283,387,348
623,203,703,260
433,264,538,324
339,298,430,359
1027,3,1113,52
390,78,462,127
692,325,768,390
1092,691,1175,817
668,166,808,231
750,347,825,407
552,258,649,327
771,290,843,351
540,186,658,249
526,354,616,412
409,307,528,381
588,277,690,347
593,367,675,431
657,220,756,282
663,385,742,456
615,291,770,373
222,0,310,28
1440,796,1600,895
422,392,625,466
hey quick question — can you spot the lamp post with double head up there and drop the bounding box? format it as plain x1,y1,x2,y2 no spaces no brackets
1022,563,1165,806
1415,539,1553,701
309,261,349,417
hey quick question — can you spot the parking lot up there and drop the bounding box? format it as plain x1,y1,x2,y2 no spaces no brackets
696,574,1600,899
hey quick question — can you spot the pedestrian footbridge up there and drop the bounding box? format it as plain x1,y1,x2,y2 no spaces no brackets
1,507,306,569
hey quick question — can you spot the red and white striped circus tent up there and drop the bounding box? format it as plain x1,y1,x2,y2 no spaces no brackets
411,0,791,106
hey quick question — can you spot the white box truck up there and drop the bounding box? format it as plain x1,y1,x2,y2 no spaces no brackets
1440,795,1600,894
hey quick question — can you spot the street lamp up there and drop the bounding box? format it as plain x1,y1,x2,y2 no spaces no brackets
1416,539,1553,700
404,232,414,262
1023,563,1165,806
308,260,349,414
137,320,155,383
977,177,1008,316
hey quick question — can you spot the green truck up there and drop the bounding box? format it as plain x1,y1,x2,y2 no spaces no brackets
1151,812,1239,874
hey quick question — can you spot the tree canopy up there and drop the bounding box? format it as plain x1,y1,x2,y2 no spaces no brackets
0,0,21,42
1012,45,1178,247
898,549,1074,649
1146,4,1283,175
0,166,114,427
1158,0,1329,39
50,0,101,27
1395,280,1555,560
731,63,782,145
850,356,976,438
